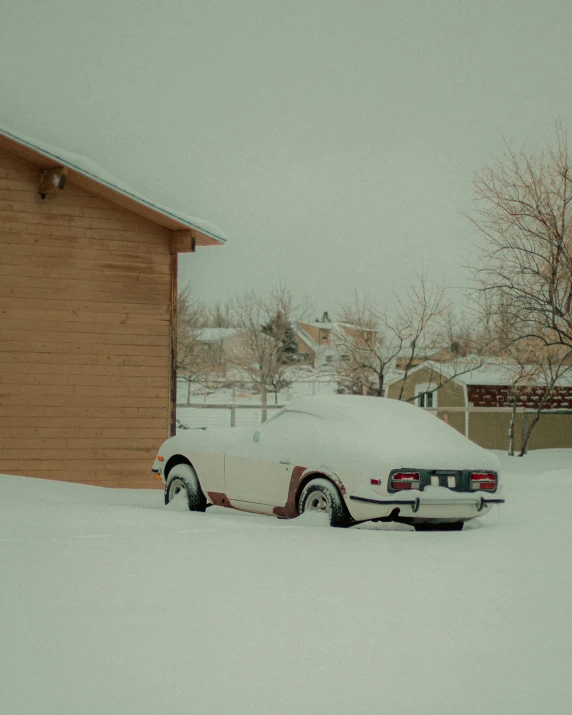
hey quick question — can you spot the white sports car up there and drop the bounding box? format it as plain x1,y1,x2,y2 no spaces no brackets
153,395,504,530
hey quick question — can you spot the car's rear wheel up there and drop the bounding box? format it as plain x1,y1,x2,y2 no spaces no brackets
298,477,352,528
414,521,464,531
165,463,207,512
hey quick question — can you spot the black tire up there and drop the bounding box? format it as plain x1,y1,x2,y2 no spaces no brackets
165,463,207,512
414,521,464,531
298,477,352,528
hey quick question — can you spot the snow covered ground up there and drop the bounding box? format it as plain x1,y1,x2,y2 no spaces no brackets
1,450,571,715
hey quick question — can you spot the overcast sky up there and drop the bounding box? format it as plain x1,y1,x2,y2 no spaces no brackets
2,0,571,315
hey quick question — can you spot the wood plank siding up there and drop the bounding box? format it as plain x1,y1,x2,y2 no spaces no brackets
0,146,172,488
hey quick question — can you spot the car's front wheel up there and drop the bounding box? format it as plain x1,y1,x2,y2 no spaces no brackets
165,463,207,512
298,477,352,528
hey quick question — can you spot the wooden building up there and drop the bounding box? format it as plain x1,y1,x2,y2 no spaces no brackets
386,361,572,452
0,128,224,488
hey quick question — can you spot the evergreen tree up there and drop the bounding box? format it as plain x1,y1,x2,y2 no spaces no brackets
262,311,298,364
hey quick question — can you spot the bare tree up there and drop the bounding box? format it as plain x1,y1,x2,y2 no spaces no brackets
336,274,450,398
392,274,451,398
495,339,572,456
506,362,537,457
205,301,234,328
468,126,572,452
517,348,572,455
476,295,572,454
471,123,572,352
227,286,303,412
335,298,399,397
442,308,481,358
177,288,212,401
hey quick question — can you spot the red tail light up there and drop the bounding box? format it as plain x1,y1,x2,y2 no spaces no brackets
470,472,497,491
390,472,420,490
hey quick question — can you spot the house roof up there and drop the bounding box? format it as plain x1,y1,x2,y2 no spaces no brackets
394,346,450,359
387,359,572,388
197,328,241,343
298,320,375,334
0,126,225,246
294,325,319,352
298,321,336,330
337,321,376,333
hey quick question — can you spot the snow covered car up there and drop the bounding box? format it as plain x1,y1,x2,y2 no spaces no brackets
153,395,504,530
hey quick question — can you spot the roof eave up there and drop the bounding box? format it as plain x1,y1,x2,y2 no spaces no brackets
0,128,225,246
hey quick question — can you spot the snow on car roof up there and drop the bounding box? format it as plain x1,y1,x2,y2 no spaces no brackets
286,394,430,423
283,395,495,467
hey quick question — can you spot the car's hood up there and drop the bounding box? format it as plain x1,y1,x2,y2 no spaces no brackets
162,427,245,458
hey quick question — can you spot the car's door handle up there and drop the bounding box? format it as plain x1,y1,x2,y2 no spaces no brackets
279,460,291,465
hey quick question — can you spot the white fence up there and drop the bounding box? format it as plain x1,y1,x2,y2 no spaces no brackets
176,403,284,430
176,401,572,433
176,376,338,404
175,375,338,430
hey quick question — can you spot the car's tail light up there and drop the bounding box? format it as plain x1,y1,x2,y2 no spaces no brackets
390,472,420,490
470,472,497,491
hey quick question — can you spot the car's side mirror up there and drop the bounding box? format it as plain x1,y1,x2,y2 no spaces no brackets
253,431,261,443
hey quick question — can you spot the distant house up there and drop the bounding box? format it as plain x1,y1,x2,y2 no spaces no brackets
0,127,225,488
295,316,377,370
195,328,245,374
190,316,377,378
386,360,572,451
294,323,326,367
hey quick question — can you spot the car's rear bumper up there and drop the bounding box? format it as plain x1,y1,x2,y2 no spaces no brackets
350,494,504,510
348,486,504,522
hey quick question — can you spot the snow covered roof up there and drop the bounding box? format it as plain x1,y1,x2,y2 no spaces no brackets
197,328,241,343
383,369,406,386
337,321,376,333
294,325,319,351
0,126,225,245
299,320,374,333
300,321,336,330
388,359,572,387
394,346,449,359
